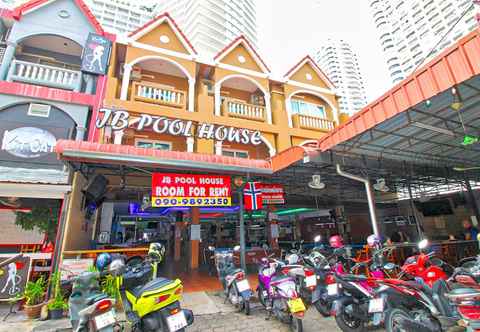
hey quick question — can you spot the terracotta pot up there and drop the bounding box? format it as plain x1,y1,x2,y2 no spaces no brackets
24,303,43,319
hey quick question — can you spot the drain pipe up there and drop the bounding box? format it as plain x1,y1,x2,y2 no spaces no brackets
336,164,380,236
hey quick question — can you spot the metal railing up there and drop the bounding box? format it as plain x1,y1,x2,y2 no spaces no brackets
132,81,186,109
223,98,266,122
7,60,82,91
292,113,335,131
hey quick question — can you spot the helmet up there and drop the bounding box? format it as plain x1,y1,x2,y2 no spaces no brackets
148,242,165,262
96,253,112,271
367,234,381,247
329,235,344,249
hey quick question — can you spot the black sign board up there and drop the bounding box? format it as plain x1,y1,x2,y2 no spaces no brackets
81,33,112,75
0,256,31,300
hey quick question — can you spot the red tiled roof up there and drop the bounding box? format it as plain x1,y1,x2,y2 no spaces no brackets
12,0,105,35
56,140,272,174
284,55,335,89
128,12,197,55
213,35,271,73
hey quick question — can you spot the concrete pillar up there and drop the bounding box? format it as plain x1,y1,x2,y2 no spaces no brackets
190,207,200,270
120,64,132,100
186,137,194,152
285,96,293,128
214,83,221,116
174,222,182,262
113,130,124,144
188,79,195,112
265,94,272,124
75,126,87,141
85,74,95,94
215,141,222,155
0,41,17,81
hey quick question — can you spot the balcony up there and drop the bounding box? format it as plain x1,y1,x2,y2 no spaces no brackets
7,60,82,92
292,114,335,132
222,98,266,122
131,81,186,110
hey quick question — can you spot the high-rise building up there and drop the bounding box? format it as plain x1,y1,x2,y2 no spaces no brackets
83,0,157,35
369,0,478,84
155,0,258,55
314,39,368,116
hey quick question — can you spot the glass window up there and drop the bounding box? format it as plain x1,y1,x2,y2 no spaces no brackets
135,139,171,151
222,149,249,158
290,99,327,118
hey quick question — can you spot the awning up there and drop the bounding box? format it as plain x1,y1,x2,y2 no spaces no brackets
55,140,273,175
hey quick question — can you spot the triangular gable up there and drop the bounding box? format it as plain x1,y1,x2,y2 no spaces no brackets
12,0,105,35
214,36,270,74
285,56,335,90
129,13,197,56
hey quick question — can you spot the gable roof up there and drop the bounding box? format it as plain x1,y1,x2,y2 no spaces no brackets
12,0,105,35
128,12,197,55
284,55,335,90
214,35,270,73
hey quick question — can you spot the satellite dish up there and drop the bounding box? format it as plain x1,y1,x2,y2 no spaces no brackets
308,174,325,190
373,178,390,192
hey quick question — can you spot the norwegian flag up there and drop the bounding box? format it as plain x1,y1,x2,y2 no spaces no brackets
243,182,263,211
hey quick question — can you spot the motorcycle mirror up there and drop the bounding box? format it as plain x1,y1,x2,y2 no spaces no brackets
418,239,429,250
233,245,241,251
108,259,125,276
314,235,321,243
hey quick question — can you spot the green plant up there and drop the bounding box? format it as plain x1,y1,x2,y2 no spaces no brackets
24,276,47,306
87,265,98,273
101,274,119,300
15,205,60,241
47,272,68,311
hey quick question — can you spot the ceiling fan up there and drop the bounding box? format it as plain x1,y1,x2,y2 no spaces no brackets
373,178,390,192
308,174,326,190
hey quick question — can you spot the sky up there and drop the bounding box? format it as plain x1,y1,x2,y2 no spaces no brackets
256,0,392,102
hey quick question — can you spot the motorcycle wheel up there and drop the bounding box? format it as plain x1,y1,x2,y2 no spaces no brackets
244,300,250,315
227,285,240,308
314,299,331,317
290,317,303,332
334,304,365,332
384,308,412,332
257,286,267,308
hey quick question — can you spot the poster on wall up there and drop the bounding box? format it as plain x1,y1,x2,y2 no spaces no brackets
60,258,95,281
152,173,231,207
0,255,31,300
81,33,112,75
259,184,285,205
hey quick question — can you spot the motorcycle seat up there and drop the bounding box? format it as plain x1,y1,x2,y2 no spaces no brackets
130,277,176,298
228,268,244,275
86,293,109,305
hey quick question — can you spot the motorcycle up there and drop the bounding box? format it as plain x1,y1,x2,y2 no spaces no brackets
109,243,194,332
257,256,306,332
67,269,118,332
213,245,252,315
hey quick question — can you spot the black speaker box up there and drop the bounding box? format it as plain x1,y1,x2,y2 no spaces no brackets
82,174,108,203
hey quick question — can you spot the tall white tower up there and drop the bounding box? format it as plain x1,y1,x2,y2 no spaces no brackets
155,0,258,55
314,39,368,116
369,0,477,84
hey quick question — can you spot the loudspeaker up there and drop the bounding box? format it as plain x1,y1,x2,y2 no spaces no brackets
82,174,108,203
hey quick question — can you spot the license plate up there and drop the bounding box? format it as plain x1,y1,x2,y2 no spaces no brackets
305,275,317,287
166,311,188,332
236,279,250,292
368,298,384,313
94,310,115,330
287,298,306,313
327,283,338,296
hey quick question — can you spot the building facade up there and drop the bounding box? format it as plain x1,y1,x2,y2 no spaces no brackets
155,0,258,55
369,0,478,83
314,38,367,116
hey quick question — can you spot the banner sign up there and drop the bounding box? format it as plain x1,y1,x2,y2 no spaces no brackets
0,255,31,300
96,109,263,146
152,173,231,207
60,258,95,281
81,33,112,75
259,183,285,205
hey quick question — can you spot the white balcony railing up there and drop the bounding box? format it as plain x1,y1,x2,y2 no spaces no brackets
7,60,82,91
132,81,186,109
292,114,335,132
223,98,265,122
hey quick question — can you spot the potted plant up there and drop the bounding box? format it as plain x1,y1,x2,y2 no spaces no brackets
47,272,67,319
23,276,47,319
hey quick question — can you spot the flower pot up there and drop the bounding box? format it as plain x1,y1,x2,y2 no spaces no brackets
24,303,43,319
49,308,64,320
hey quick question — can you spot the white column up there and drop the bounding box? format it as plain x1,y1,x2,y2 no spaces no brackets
215,141,222,155
333,105,340,126
120,64,132,101
269,148,276,157
187,137,194,152
265,94,272,124
113,130,124,145
285,96,293,128
188,79,195,112
214,83,221,116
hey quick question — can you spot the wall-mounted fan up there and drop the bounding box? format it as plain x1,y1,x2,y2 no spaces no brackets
308,174,325,190
373,178,390,192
